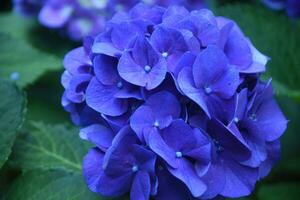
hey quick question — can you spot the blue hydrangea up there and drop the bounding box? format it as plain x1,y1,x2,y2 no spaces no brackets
61,3,287,200
262,0,300,18
13,0,205,40
13,0,44,16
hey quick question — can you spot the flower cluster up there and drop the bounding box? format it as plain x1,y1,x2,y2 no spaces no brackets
61,3,287,200
262,0,300,18
13,0,205,40
13,0,44,16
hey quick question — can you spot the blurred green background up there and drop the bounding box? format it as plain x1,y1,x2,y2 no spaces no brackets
0,0,300,199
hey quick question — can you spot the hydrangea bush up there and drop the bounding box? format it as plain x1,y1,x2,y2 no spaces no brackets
61,3,287,200
262,0,300,18
13,0,205,40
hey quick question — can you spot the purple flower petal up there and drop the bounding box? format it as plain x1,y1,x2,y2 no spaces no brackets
92,42,122,57
178,67,210,117
201,159,226,199
131,106,157,140
208,119,251,162
161,120,197,152
148,128,178,168
39,4,72,28
145,91,181,118
167,158,207,197
155,167,192,200
63,47,91,75
225,32,252,71
259,140,281,178
118,37,167,90
98,172,133,197
220,159,258,198
150,26,188,69
245,82,288,142
130,171,151,200
80,124,115,151
192,45,239,99
93,55,119,85
86,78,128,116
65,74,91,103
83,148,104,193
111,21,145,50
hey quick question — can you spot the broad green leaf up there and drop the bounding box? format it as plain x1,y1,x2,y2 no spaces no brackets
272,80,300,103
216,4,300,98
26,99,69,124
0,79,26,169
0,13,77,57
5,170,101,200
11,122,90,173
272,97,300,174
0,33,61,87
25,72,69,124
0,13,34,39
277,156,300,175
258,183,300,200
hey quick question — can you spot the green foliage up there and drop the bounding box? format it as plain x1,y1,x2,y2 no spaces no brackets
4,122,107,200
273,81,300,103
0,13,77,88
258,183,300,200
5,170,100,200
11,122,90,173
1,1,300,200
0,79,26,169
25,72,69,124
0,33,61,87
274,97,300,174
0,13,33,39
0,13,77,57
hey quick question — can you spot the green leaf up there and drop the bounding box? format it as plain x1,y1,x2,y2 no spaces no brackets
5,170,101,200
0,13,77,58
272,97,300,174
216,4,300,98
0,79,26,169
11,122,90,173
272,80,300,103
0,13,34,39
8,122,131,199
25,72,69,124
258,183,300,200
0,33,61,87
26,99,69,124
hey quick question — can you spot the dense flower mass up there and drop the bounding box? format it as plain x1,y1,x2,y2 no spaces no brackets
13,0,205,40
61,3,287,200
262,0,300,18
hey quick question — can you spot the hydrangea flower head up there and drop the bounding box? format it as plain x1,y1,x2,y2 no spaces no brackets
62,3,287,200
13,0,44,16
14,0,205,40
262,0,300,18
